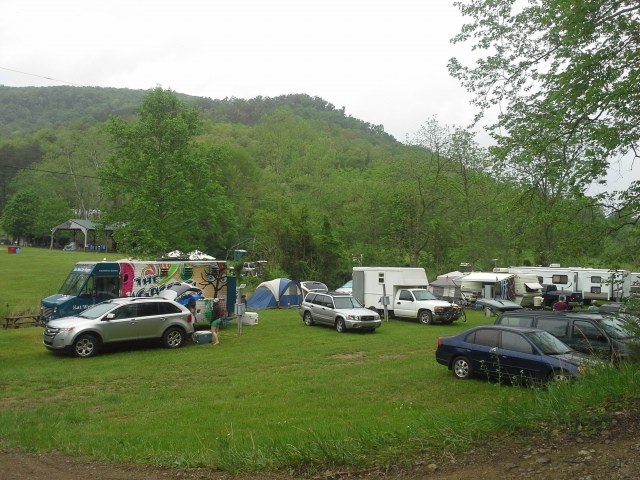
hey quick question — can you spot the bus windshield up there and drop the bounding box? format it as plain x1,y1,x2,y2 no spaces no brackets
58,273,90,296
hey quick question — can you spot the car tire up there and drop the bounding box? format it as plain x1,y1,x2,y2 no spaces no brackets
303,311,315,326
335,318,346,333
72,333,100,358
162,327,185,349
452,356,472,379
418,310,433,325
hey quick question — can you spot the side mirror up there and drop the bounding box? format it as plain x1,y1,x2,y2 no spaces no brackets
103,313,116,321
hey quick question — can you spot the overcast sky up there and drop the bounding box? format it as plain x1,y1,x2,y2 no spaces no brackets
0,0,637,192
0,0,473,140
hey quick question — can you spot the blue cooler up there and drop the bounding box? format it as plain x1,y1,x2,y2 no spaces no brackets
194,331,212,344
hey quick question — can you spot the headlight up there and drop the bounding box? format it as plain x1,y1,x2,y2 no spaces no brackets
57,327,75,333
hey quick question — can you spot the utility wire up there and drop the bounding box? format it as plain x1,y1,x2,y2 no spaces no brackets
0,163,105,181
0,66,83,87
0,163,141,188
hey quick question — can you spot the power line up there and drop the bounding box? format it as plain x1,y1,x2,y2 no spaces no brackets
0,66,83,87
0,163,140,187
0,163,104,180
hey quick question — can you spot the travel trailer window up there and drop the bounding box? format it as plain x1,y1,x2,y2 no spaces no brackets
591,276,603,283
591,286,602,294
552,274,568,284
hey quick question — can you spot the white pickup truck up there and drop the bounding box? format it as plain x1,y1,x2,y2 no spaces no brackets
351,267,461,324
392,287,461,324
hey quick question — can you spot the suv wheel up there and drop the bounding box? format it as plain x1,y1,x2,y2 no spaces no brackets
335,318,346,333
162,327,185,349
72,334,100,358
303,311,315,326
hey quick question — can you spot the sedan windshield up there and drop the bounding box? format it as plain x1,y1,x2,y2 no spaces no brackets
78,302,117,319
412,289,437,301
525,331,573,355
333,296,363,309
600,316,634,339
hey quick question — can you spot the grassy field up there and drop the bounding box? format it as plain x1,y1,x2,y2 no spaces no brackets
1,248,639,473
0,247,123,317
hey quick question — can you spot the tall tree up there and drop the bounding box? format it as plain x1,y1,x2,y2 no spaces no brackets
99,87,237,256
448,0,640,207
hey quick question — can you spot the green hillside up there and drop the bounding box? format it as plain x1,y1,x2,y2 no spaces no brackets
0,86,636,283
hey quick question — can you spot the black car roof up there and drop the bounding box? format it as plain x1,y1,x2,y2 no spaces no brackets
471,325,542,334
497,310,601,319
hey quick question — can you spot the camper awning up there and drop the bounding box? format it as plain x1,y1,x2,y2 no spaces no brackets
524,282,544,290
462,272,513,283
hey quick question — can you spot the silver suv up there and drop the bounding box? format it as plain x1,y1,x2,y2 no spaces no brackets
43,297,195,357
299,291,381,332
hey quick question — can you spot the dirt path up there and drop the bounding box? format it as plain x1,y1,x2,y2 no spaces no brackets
3,407,640,480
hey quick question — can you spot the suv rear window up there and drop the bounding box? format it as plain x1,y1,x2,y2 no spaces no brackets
158,302,182,314
536,318,569,339
498,315,534,327
137,302,160,317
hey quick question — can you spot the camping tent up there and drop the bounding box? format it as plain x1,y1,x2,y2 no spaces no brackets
247,278,303,309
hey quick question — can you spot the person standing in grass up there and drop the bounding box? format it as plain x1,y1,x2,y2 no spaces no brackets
210,298,222,345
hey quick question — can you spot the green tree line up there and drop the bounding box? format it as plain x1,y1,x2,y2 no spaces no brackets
0,86,637,286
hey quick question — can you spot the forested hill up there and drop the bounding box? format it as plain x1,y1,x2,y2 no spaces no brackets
1,86,627,282
0,86,395,142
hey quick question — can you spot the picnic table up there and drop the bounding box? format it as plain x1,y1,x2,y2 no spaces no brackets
2,314,41,329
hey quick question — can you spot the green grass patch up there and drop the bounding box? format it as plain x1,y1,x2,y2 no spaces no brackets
1,249,639,473
0,247,122,316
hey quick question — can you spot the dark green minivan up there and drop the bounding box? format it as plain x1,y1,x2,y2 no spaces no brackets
495,310,635,362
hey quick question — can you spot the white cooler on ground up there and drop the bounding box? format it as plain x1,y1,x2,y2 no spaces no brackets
241,312,259,325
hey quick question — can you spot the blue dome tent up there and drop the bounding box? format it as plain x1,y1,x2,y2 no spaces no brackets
247,278,303,309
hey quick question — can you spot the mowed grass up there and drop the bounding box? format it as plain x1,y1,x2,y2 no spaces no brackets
0,247,122,317
1,248,639,473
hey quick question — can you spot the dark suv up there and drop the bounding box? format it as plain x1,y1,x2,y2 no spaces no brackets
299,291,381,332
43,297,195,357
494,310,634,362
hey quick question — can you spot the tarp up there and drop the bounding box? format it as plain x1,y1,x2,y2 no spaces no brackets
429,272,464,301
247,278,303,309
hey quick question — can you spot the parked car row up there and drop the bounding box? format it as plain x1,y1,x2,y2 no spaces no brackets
43,279,636,389
436,308,637,384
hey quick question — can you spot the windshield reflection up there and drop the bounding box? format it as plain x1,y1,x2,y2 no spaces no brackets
526,331,573,355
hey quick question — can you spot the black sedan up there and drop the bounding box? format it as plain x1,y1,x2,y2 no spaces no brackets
435,325,587,384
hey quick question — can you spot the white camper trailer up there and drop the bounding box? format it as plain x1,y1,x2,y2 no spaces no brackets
507,265,631,303
457,271,542,306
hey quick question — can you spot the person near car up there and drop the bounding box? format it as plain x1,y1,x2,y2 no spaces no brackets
552,295,569,311
186,298,197,322
210,298,222,345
